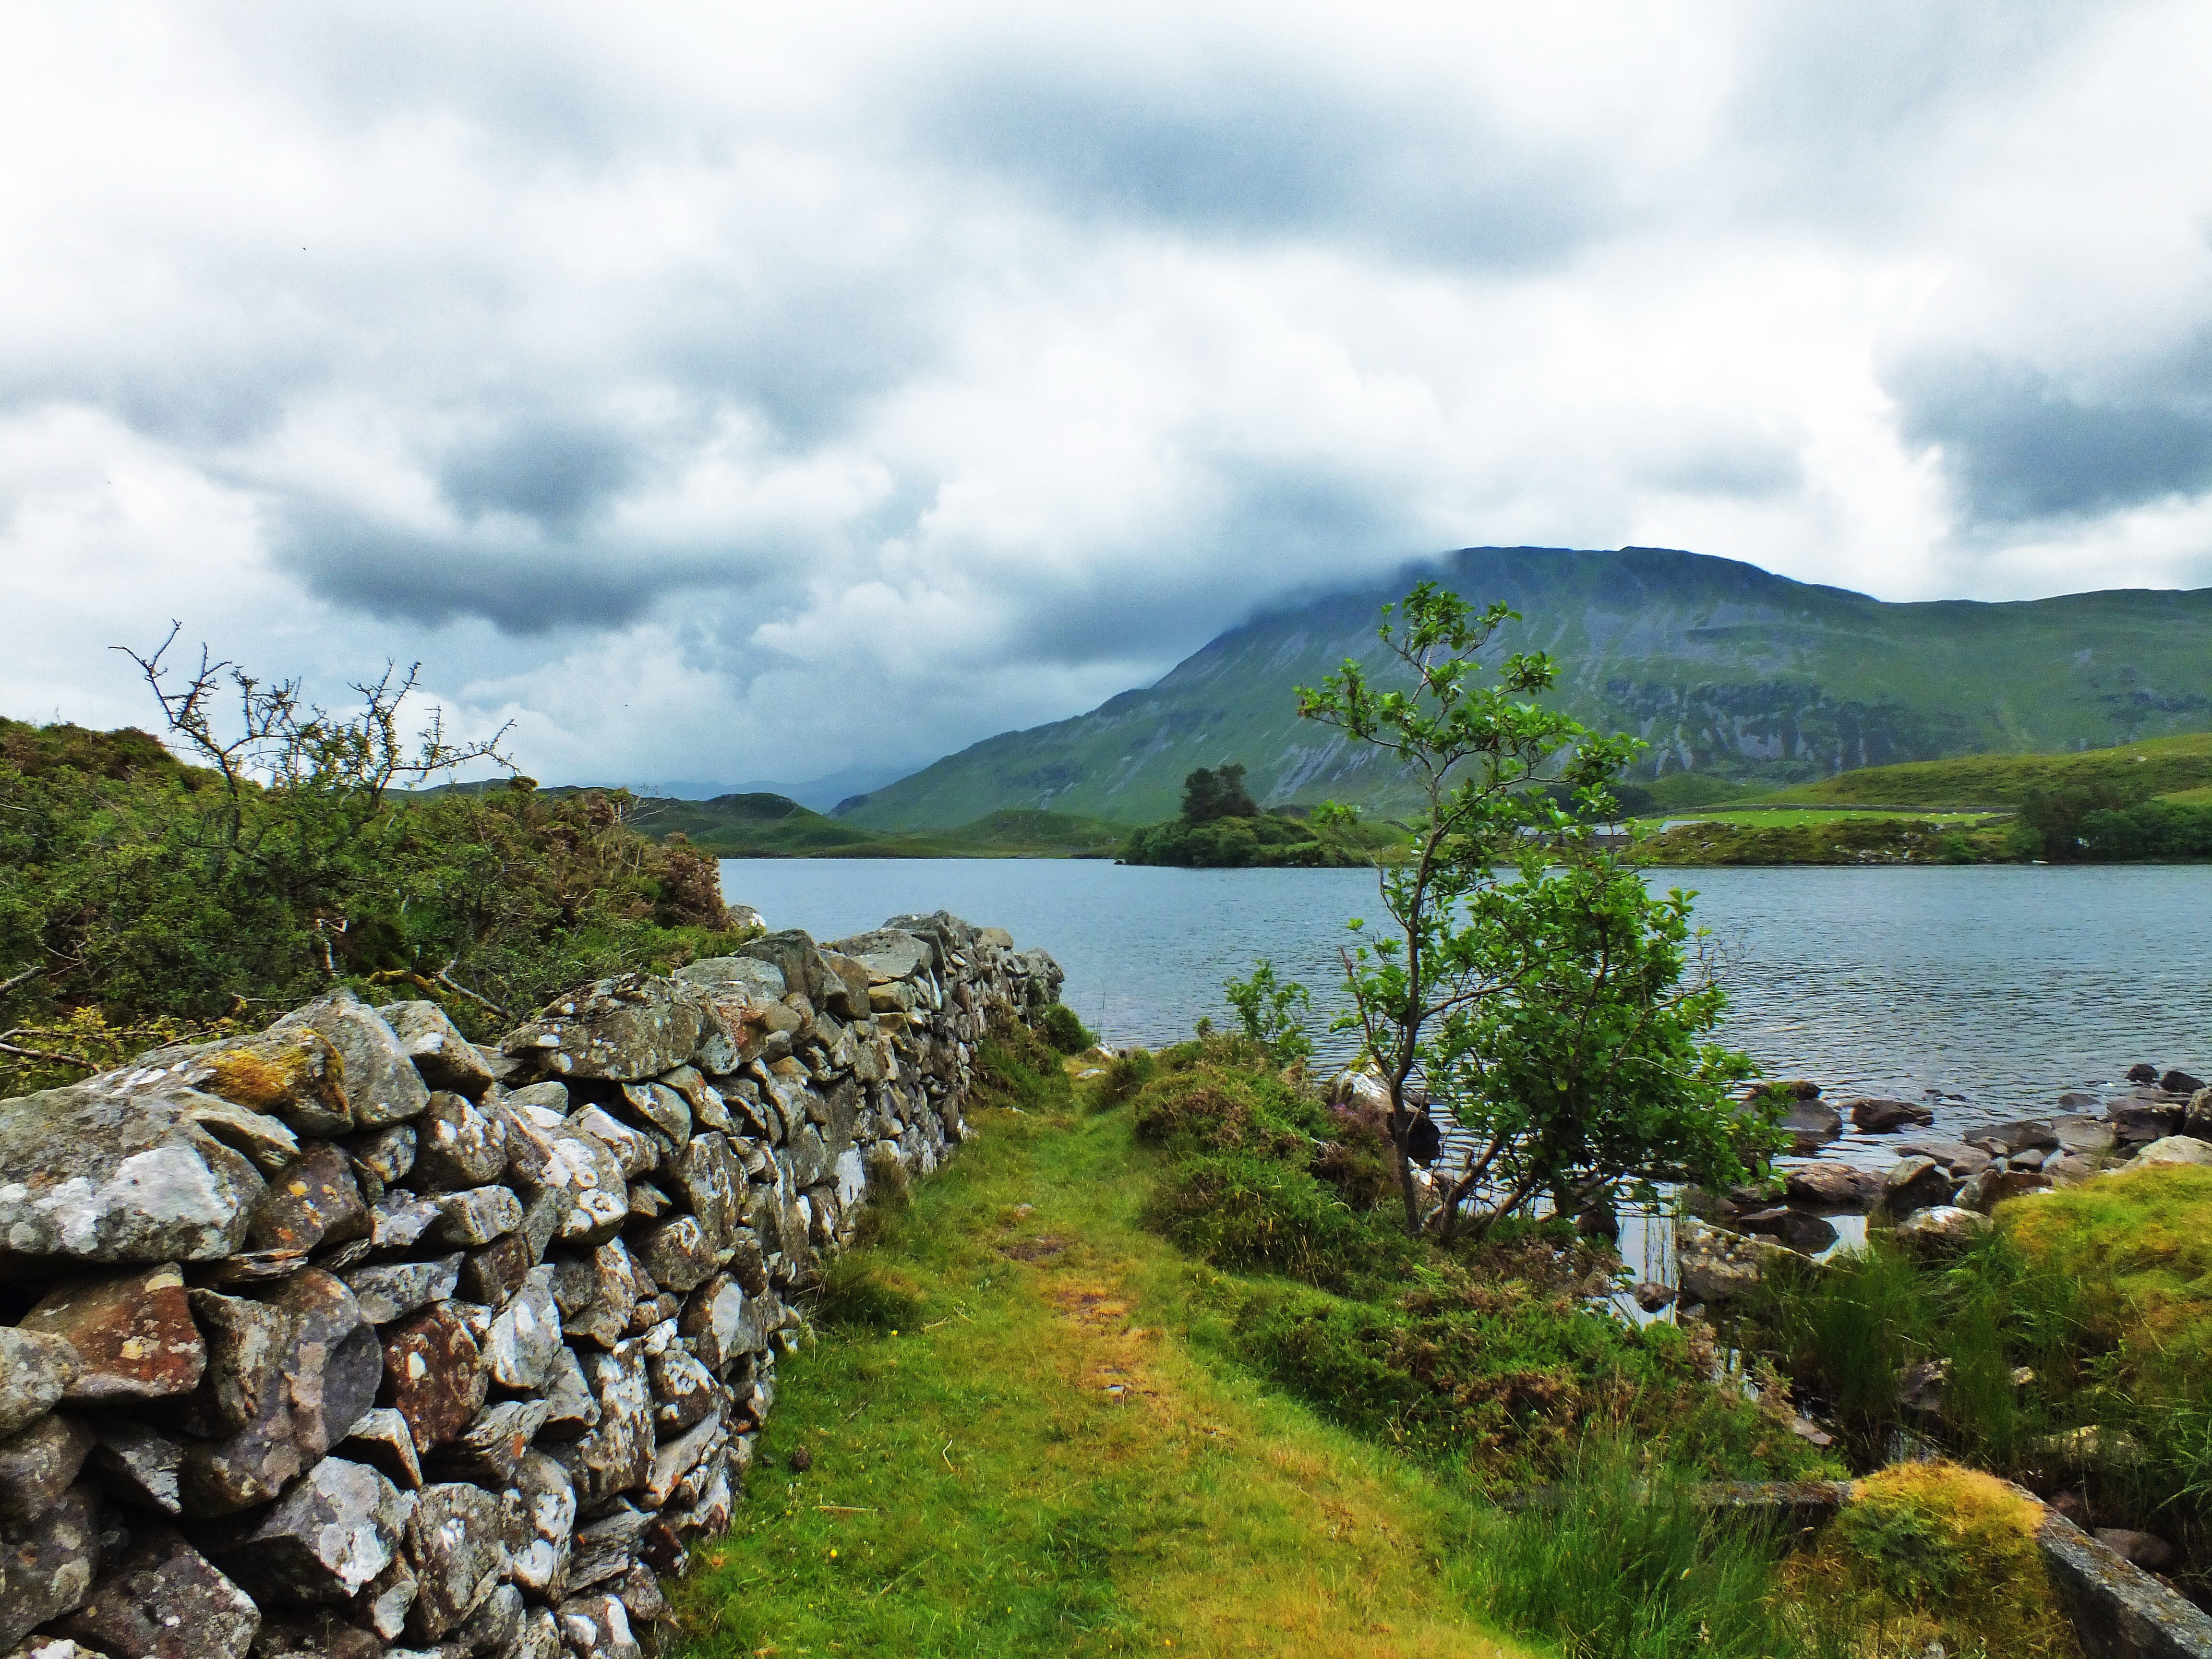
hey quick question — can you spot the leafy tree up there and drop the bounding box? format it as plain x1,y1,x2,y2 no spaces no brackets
1180,763,1259,823
1295,581,1767,1239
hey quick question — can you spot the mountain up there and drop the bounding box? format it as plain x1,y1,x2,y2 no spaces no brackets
840,546,2212,832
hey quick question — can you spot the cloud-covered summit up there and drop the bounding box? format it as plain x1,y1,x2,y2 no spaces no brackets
5,1,2211,789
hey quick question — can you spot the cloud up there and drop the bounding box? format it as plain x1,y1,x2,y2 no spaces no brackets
1892,351,2212,524
5,0,2212,788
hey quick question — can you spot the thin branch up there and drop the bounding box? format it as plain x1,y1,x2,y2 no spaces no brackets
434,962,510,1021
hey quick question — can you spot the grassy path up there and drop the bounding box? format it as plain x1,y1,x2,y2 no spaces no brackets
669,1066,1532,1659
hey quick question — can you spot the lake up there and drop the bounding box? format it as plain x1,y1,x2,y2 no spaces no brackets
719,859,2212,1130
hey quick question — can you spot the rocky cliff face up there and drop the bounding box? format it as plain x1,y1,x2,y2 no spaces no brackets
0,911,1063,1659
839,546,2212,830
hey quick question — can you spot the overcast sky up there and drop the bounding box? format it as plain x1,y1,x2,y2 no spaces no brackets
6,1,2211,791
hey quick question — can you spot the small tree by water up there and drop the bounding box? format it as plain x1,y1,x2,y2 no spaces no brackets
1293,581,1768,1239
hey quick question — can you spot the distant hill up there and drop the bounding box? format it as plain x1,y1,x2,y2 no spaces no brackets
635,793,1127,859
1761,731,2212,810
841,546,2212,832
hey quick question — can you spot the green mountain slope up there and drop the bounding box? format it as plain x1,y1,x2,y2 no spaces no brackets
842,546,2212,832
1759,731,2212,809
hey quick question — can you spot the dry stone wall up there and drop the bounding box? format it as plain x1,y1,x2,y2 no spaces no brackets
0,911,1063,1659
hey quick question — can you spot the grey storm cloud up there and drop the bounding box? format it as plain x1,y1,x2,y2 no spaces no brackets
909,53,1614,267
8,1,2212,790
1892,351,2212,525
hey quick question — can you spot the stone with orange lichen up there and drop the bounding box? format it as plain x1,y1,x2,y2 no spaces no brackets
21,1263,206,1402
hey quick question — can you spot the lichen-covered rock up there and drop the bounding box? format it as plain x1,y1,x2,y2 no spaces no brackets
347,1123,417,1195
553,1242,639,1352
498,1108,627,1249
86,1414,182,1514
246,1144,371,1254
432,1183,523,1247
667,1134,739,1256
1845,1096,1934,1133
20,1263,204,1404
500,977,706,1082
644,1408,723,1508
1676,1217,1797,1306
180,1272,381,1515
483,1266,563,1393
460,1230,534,1307
129,1027,350,1138
207,1455,405,1606
569,1107,661,1179
649,1344,718,1435
0,1414,94,1531
634,1215,716,1294
350,1551,416,1640
378,1304,486,1456
382,1002,495,1100
409,1093,509,1192
53,1525,257,1659
270,989,432,1129
678,1274,761,1376
403,1481,517,1639
428,1396,550,1486
829,929,932,985
0,1082,266,1265
0,1482,100,1647
509,1449,577,1605
340,1405,422,1491
539,1348,600,1442
340,1254,461,1324
557,1590,643,1659
457,1581,524,1655
517,1604,565,1659
551,1341,653,1507
2134,1134,2212,1167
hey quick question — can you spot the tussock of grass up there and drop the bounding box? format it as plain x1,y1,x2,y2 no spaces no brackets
1791,1463,2079,1659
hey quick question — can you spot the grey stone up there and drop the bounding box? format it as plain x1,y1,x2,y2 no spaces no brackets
2037,1508,2212,1659
383,1002,496,1099
1675,1217,1795,1306
0,1483,100,1647
550,1342,653,1508
403,1482,517,1639
617,1083,690,1149
21,1263,205,1404
0,1081,266,1264
566,1502,649,1592
1880,1156,1956,1216
1777,1101,1841,1152
674,956,786,1001
378,1304,486,1456
614,1561,667,1628
483,1265,563,1392
667,1133,739,1255
207,1455,405,1605
626,1182,672,1222
828,929,931,984
555,1592,641,1659
498,976,707,1082
510,1451,576,1605
649,1344,718,1434
426,1397,549,1487
368,1191,445,1253
409,1094,507,1192
348,1123,418,1192
553,1242,638,1351
568,1107,661,1179
457,1582,523,1655
271,989,433,1129
1782,1162,1877,1209
86,1415,182,1515
635,1214,716,1294
505,1081,570,1115
1846,1096,1934,1133
1893,1138,1994,1178
517,1605,564,1659
0,1415,94,1530
1894,1205,1992,1255
431,1185,522,1247
351,1552,417,1641
644,1408,723,1508
177,1098,301,1175
498,1111,626,1248
127,1026,351,1138
54,1525,257,1659
340,1405,423,1491
341,1254,462,1324
678,1274,760,1375
245,1143,372,1257
457,1231,533,1306
2135,1135,2212,1168
538,1348,600,1441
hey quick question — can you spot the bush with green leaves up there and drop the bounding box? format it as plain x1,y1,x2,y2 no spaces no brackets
1034,1001,1098,1055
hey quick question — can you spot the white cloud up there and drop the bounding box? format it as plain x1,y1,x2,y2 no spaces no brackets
3,0,2210,784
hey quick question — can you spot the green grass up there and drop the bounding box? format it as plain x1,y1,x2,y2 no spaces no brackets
669,1036,1538,1659
1759,731,2212,810
626,793,1135,858
672,1030,1873,1659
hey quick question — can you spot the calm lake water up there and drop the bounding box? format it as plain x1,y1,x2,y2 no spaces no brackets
720,859,2212,1125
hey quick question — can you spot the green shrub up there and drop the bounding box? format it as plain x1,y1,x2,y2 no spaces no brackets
1151,1154,1406,1294
973,1024,1077,1115
1034,1001,1097,1055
